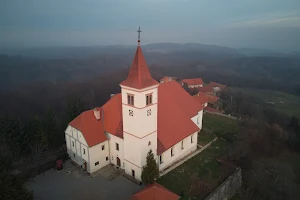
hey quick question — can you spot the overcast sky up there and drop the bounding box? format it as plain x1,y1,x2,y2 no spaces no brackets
1,0,300,52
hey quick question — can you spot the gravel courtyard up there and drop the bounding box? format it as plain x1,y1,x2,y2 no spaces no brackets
26,161,141,200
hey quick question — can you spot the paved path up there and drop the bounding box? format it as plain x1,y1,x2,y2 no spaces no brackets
160,137,218,176
26,161,141,200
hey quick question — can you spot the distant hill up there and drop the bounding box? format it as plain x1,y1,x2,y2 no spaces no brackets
238,48,288,57
2,43,297,59
0,43,245,59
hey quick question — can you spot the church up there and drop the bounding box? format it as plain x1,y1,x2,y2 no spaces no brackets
64,29,205,181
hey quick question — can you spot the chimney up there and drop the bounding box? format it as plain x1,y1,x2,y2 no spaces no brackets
93,108,100,120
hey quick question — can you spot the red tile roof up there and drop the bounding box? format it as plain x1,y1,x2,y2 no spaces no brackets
120,46,159,89
69,94,123,147
131,182,180,200
70,82,203,153
181,78,204,86
157,81,202,154
160,81,203,118
160,76,175,83
193,93,209,106
102,94,123,138
196,85,214,94
207,82,226,90
206,94,219,104
69,107,106,147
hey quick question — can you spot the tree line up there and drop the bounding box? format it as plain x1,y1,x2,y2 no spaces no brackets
219,89,300,200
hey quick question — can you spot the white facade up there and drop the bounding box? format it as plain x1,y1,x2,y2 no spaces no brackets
191,110,204,130
89,141,110,173
158,132,198,171
108,133,124,168
65,125,109,173
65,101,204,179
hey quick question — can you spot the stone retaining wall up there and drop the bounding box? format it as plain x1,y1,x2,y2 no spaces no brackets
204,167,242,200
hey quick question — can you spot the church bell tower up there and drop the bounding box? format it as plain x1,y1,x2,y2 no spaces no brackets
119,27,159,181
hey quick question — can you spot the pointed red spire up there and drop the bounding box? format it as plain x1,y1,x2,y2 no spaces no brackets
120,46,158,89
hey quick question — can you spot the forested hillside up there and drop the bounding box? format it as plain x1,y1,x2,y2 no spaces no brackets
1,44,300,199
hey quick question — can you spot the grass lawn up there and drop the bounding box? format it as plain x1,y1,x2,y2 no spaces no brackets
202,113,238,143
157,138,232,200
198,128,216,146
203,113,237,133
231,87,300,118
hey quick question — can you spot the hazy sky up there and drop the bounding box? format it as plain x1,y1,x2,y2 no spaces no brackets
1,0,300,52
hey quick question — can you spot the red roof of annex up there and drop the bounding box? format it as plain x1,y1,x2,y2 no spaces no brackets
131,182,179,200
181,78,204,86
207,81,226,90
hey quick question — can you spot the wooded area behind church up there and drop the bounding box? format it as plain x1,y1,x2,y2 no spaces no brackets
1,46,300,199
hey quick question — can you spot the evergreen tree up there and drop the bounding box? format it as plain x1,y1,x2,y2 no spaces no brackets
141,149,159,185
0,115,25,158
43,106,60,152
66,95,85,122
26,115,48,161
0,155,33,200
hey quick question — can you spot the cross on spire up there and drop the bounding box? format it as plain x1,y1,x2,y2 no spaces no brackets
137,26,142,45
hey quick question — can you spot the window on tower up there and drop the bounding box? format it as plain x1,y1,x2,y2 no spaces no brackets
127,94,134,106
146,94,152,105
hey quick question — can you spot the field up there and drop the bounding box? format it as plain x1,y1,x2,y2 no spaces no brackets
232,87,300,118
157,114,237,200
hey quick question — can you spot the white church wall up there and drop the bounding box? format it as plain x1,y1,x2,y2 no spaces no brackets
70,137,76,153
76,140,81,157
121,86,158,138
77,130,88,146
191,110,204,129
122,104,157,138
72,127,78,140
108,133,124,168
123,131,157,181
124,161,142,182
80,143,89,162
159,132,198,171
124,133,142,167
65,134,70,149
65,126,93,172
65,125,72,136
141,131,158,166
66,130,87,169
88,141,110,173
